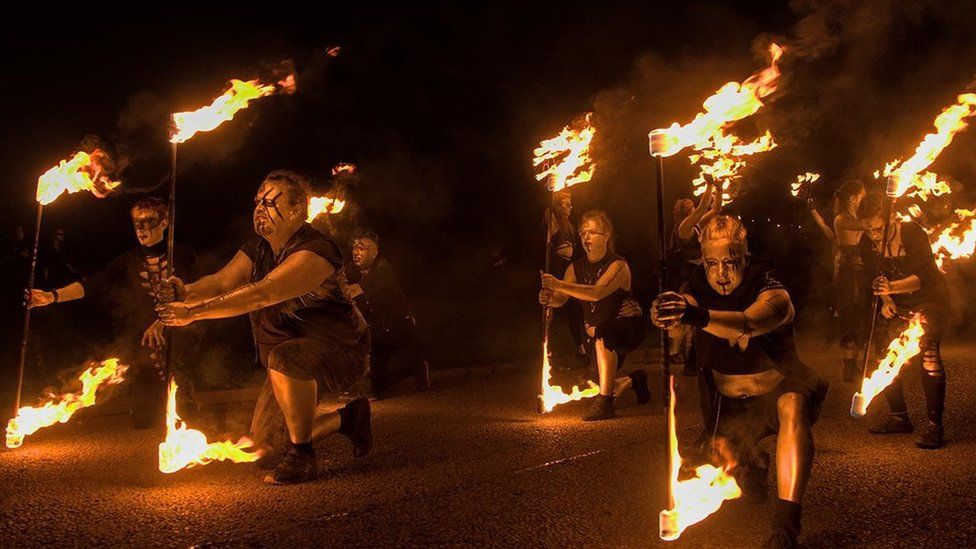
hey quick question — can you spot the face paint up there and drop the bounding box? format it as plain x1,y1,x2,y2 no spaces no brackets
132,214,166,247
702,238,746,295
253,184,286,236
351,238,378,268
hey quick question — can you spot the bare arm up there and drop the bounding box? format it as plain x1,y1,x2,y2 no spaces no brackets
182,251,253,305
158,251,334,326
544,260,629,303
677,185,715,240
701,288,794,340
833,214,868,232
809,207,834,241
28,281,85,308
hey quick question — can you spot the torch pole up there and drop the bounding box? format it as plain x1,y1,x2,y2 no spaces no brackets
162,140,178,383
539,192,555,414
654,154,674,512
13,201,44,416
860,178,897,380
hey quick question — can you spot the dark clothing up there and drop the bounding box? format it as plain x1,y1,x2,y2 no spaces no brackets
262,336,367,394
239,223,369,365
861,221,949,310
668,226,702,291
835,244,870,347
716,379,825,456
572,253,640,328
81,239,199,428
593,315,645,367
353,256,428,395
683,260,829,436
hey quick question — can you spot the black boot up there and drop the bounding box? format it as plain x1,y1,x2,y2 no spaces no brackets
915,422,945,449
764,499,801,548
338,397,373,459
582,394,615,421
628,369,651,405
869,414,914,435
264,443,316,485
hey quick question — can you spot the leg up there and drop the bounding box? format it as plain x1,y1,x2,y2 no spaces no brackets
594,338,617,396
267,367,317,444
917,336,946,449
775,392,813,503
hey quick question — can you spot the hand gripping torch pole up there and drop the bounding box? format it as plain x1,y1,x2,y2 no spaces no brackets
649,130,676,534
14,201,44,416
539,185,555,414
852,175,899,416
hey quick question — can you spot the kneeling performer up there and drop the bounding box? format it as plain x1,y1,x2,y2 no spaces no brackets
157,170,371,485
651,215,828,548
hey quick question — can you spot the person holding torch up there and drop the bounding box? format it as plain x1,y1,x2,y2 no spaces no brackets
156,170,372,485
651,215,828,549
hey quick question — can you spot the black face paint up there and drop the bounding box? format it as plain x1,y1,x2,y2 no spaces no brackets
259,189,285,224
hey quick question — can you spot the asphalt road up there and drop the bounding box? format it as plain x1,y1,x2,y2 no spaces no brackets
2,335,975,548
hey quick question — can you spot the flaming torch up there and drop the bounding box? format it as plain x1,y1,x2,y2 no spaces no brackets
532,114,598,413
791,172,821,199
307,196,346,222
14,150,122,417
659,377,741,540
862,93,976,378
6,358,127,448
851,315,925,417
929,209,976,269
158,379,261,473
163,74,295,382
649,44,783,203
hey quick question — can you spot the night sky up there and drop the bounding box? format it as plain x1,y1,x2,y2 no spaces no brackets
4,1,976,306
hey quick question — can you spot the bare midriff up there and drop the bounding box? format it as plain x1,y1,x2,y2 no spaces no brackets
712,368,784,398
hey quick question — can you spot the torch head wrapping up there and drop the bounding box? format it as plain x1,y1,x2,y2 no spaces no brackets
659,509,680,541
649,130,671,157
850,393,868,418
885,175,901,198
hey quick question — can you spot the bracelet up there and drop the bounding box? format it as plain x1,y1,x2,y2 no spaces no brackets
51,289,59,303
680,303,710,328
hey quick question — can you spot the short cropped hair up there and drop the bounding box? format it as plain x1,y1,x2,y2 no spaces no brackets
354,229,380,248
699,215,748,247
130,197,168,219
263,170,311,218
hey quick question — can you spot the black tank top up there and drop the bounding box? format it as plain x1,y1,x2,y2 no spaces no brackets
572,252,637,327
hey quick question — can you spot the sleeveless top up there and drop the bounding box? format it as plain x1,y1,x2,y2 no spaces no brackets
859,221,948,309
572,252,640,327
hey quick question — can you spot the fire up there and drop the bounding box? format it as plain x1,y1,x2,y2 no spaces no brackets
659,376,741,541
538,339,599,413
533,113,597,192
331,162,357,176
791,172,820,198
649,44,783,201
326,46,342,57
5,358,128,448
928,209,976,269
36,150,121,205
170,77,293,144
158,379,261,473
851,315,925,417
307,195,346,222
881,94,976,198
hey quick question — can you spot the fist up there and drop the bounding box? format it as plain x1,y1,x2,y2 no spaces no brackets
651,291,687,330
872,276,892,296
541,272,562,291
158,276,185,303
539,288,554,306
880,298,898,320
26,289,53,309
156,302,194,327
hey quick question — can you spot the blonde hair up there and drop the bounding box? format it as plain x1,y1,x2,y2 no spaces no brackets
699,215,748,247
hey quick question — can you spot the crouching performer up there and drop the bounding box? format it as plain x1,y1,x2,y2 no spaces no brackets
157,170,371,485
651,216,828,548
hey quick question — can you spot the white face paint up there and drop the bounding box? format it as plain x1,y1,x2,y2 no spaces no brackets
352,238,378,268
702,238,747,295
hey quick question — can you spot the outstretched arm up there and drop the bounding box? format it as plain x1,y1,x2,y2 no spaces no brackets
540,264,575,308
677,185,716,241
808,203,834,241
180,251,253,305
158,251,333,326
543,260,629,303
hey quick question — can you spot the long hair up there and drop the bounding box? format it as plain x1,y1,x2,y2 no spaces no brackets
579,210,615,253
833,179,865,217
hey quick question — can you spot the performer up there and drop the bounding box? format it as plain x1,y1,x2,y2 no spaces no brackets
29,197,198,429
156,170,371,484
546,190,587,364
540,210,650,421
668,182,721,372
347,230,430,398
832,180,871,382
651,215,828,548
859,193,949,449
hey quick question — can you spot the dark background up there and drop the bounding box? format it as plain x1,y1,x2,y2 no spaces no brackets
4,1,976,391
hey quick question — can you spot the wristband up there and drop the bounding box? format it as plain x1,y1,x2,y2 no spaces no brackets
51,289,59,303
680,303,710,328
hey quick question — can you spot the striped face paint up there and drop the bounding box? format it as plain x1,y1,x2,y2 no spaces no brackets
253,184,285,236
702,238,746,295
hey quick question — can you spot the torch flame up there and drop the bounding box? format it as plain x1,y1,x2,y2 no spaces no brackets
331,162,357,176
791,172,821,198
36,150,122,205
170,77,291,144
538,339,600,413
5,358,128,448
533,113,597,192
158,379,261,473
881,94,976,198
928,209,976,269
660,376,741,541
307,196,346,222
649,44,783,202
851,315,925,417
